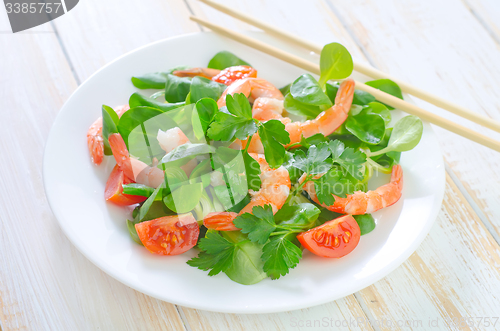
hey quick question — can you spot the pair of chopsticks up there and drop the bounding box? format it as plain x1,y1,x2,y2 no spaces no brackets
190,0,500,153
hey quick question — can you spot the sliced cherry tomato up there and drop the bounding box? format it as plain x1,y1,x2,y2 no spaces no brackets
203,212,239,231
211,65,257,85
105,165,147,206
297,215,360,258
135,214,199,255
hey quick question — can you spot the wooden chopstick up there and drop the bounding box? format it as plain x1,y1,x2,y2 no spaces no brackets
190,15,500,153
197,0,500,134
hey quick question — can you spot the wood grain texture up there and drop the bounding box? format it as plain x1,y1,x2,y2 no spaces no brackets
462,0,500,44
356,175,500,331
327,0,500,239
0,11,185,331
51,0,200,82
2,0,500,329
186,0,500,329
181,296,373,331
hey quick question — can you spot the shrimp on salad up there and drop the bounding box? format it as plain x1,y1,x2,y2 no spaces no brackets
87,47,424,285
203,153,291,231
87,105,129,165
239,79,355,153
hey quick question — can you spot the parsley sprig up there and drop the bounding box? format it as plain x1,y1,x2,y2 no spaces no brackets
233,204,318,279
207,93,290,168
288,140,367,205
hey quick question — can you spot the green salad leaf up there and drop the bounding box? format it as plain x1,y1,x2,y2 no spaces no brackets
366,101,391,125
164,74,192,103
101,105,119,155
223,231,266,285
290,74,332,106
234,204,276,245
258,119,290,169
159,143,216,167
370,115,423,156
318,42,354,88
164,182,204,213
190,76,226,103
243,151,261,191
365,79,403,110
188,231,236,276
208,93,257,141
208,51,251,70
313,168,358,205
131,72,170,89
262,233,302,280
345,108,386,145
283,93,322,119
194,98,218,137
292,142,332,175
329,140,366,180
122,183,155,197
353,214,376,235
326,83,375,106
129,92,185,112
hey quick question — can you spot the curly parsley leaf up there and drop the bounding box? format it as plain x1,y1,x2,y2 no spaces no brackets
207,93,257,141
233,205,277,245
262,233,302,280
314,168,358,205
187,231,236,276
292,142,332,175
328,140,366,180
258,119,290,168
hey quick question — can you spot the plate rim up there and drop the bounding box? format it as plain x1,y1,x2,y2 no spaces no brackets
43,31,446,314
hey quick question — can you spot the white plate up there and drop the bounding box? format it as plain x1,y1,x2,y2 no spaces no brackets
43,32,445,313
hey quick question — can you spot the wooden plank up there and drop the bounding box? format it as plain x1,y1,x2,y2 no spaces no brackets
51,0,200,82
462,0,500,44
181,295,373,331
185,0,500,329
326,0,500,240
0,15,185,331
357,174,500,330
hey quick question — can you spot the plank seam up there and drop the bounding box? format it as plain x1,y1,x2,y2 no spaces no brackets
445,163,500,245
460,0,500,46
174,306,192,331
353,293,382,331
48,20,81,85
183,0,204,31
321,1,409,326
323,0,378,68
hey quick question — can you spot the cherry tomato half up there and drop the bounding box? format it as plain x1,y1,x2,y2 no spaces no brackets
104,165,147,206
203,212,239,231
297,215,361,258
135,214,199,255
212,65,257,85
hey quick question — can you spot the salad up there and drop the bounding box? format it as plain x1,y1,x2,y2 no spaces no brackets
87,43,423,285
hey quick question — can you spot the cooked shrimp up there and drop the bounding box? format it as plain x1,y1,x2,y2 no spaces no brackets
108,127,196,188
242,79,355,153
172,67,221,80
252,97,285,121
203,153,291,231
301,164,403,215
217,78,284,108
173,65,257,86
157,127,197,175
87,105,129,165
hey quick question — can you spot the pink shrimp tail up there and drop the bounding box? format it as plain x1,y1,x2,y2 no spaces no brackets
108,133,135,181
87,105,129,166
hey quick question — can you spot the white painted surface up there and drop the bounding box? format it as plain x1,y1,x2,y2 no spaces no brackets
1,0,500,329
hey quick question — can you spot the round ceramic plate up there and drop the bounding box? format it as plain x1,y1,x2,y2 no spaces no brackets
43,32,445,314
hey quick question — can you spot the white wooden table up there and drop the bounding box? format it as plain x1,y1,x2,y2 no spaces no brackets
2,0,500,330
